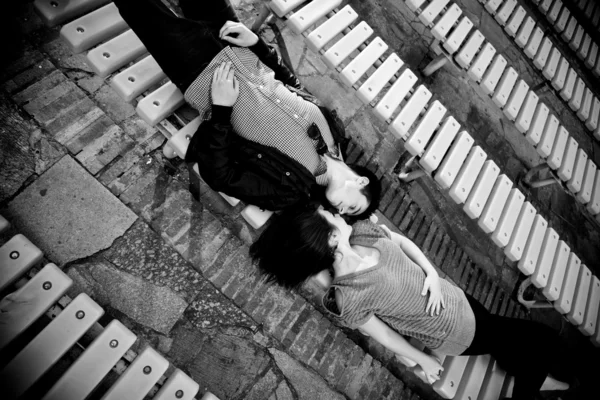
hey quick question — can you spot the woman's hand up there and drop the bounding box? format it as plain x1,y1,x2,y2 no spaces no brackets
211,62,239,107
422,272,445,316
417,354,444,385
219,21,259,47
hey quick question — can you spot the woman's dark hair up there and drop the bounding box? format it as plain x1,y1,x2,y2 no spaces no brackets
249,203,336,289
347,164,381,222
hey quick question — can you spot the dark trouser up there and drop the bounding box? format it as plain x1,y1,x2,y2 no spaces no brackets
113,0,239,91
461,293,570,400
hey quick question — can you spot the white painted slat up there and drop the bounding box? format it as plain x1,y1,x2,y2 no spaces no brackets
567,264,591,326
495,0,517,26
554,6,570,33
478,174,512,233
0,263,72,351
449,146,487,204
419,0,450,26
323,21,373,69
586,96,600,131
455,30,485,69
389,85,432,140
561,16,577,42
306,5,358,53
555,254,581,314
547,0,562,23
505,201,536,262
420,117,461,173
518,214,547,275
287,0,343,34
111,56,166,103
557,136,578,181
86,29,147,79
467,42,496,82
581,276,600,336
587,172,600,215
559,68,577,101
101,347,169,400
340,37,388,87
547,125,569,170
464,160,499,219
531,228,559,288
504,79,529,121
241,205,274,229
356,53,403,104
491,188,525,248
136,82,184,127
585,42,598,69
406,0,427,12
505,5,526,37
551,57,569,91
485,0,503,14
1,294,104,400
154,370,200,400
542,48,561,80
373,69,418,121
595,56,600,78
492,67,518,108
539,0,553,14
576,160,596,204
533,37,552,70
542,240,570,301
34,0,110,28
515,16,535,48
568,149,588,193
435,131,474,189
524,27,544,59
516,91,539,133
432,4,462,41
577,34,591,60
537,114,559,158
526,102,549,145
0,234,43,292
481,54,507,95
570,24,585,51
477,359,506,400
433,356,470,399
43,320,137,400
443,17,474,54
500,376,515,399
405,100,446,155
455,355,491,400
269,0,307,17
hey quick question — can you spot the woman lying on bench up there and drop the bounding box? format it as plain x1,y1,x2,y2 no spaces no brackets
250,205,572,400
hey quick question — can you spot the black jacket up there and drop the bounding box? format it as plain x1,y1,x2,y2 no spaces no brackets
185,39,348,210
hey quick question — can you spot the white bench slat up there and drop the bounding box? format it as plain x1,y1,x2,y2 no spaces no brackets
405,100,446,155
111,56,166,103
167,116,200,159
455,30,485,69
374,69,418,121
576,160,596,204
59,3,127,54
455,355,491,400
443,17,473,54
585,42,598,69
389,85,432,140
420,117,460,173
269,0,307,18
241,205,274,229
406,0,427,12
477,359,506,400
323,21,373,69
542,240,570,301
481,54,507,95
433,356,470,399
557,135,577,181
578,87,593,122
102,347,169,400
136,82,184,127
587,172,600,215
1,293,104,400
551,57,569,91
467,42,496,83
561,16,577,42
524,26,544,59
526,102,549,145
505,201,536,262
555,254,581,314
0,263,72,351
419,0,450,26
537,114,559,158
559,68,577,101
542,48,561,80
340,37,388,87
34,0,110,28
533,37,552,70
356,53,403,104
492,67,518,109
154,369,200,400
435,131,474,189
515,90,539,133
0,234,43,292
306,5,357,53
464,160,499,219
595,55,600,78
568,148,588,193
539,0,553,14
484,0,503,14
505,5,526,37
593,3,600,26
0,214,9,234
495,0,517,26
287,0,343,34
581,275,600,336
504,79,529,121
570,24,585,51
531,228,559,288
478,174,512,233
547,125,569,170
577,33,591,60
448,146,487,204
554,6,570,33
586,96,600,131
515,16,535,48
43,320,137,400
517,214,547,275
432,4,462,41
567,265,592,326
547,0,562,23
491,188,525,248
568,77,585,111
86,30,147,78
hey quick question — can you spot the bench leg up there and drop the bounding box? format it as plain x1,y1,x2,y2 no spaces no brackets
163,144,177,159
517,277,554,309
522,163,559,188
398,154,427,182
422,53,449,77
251,3,274,33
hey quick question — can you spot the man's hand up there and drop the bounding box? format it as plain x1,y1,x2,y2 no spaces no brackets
219,21,259,47
211,62,239,107
422,272,445,316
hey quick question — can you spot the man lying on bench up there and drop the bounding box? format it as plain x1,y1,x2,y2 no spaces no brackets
114,0,381,218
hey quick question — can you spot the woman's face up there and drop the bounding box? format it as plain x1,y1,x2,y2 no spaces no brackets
318,209,352,249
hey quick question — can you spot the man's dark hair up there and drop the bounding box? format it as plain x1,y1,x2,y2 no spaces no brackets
347,164,382,221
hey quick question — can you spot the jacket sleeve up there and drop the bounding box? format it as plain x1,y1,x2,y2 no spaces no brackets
249,38,302,90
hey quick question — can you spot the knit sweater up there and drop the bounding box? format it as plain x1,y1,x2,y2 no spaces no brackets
322,221,476,356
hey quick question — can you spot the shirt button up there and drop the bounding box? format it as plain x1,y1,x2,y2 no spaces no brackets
293,114,298,119
257,154,262,159
285,172,290,176
276,99,281,103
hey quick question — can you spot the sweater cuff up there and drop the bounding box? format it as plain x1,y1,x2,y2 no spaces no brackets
211,105,233,123
248,38,272,58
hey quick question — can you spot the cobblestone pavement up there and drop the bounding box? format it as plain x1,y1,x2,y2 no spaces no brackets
1,0,599,399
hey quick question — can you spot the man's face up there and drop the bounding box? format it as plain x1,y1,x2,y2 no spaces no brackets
325,179,369,216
